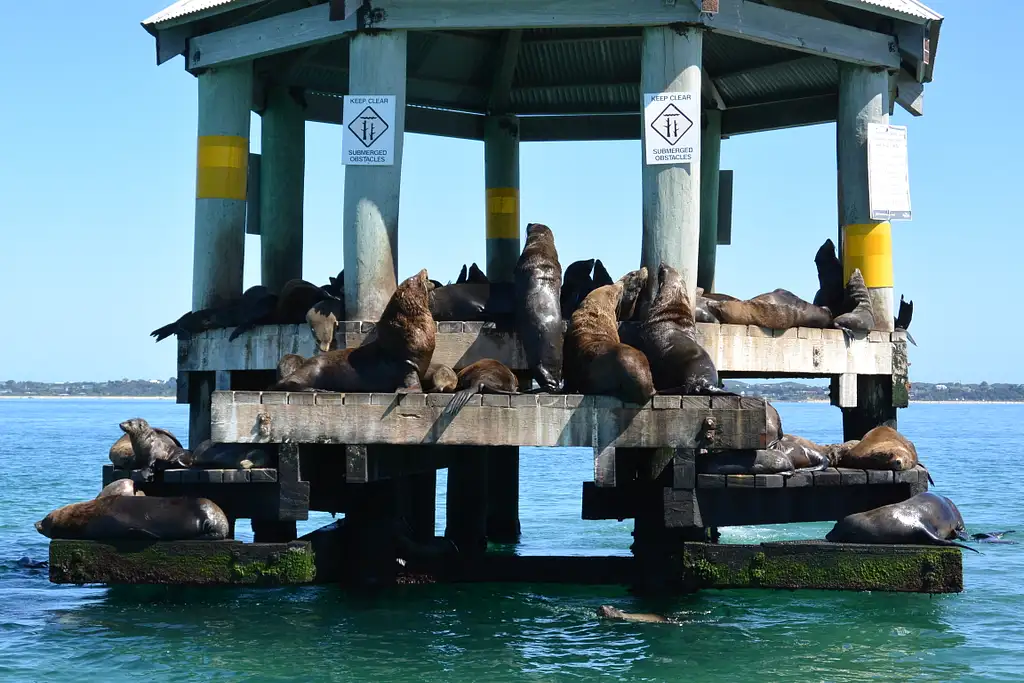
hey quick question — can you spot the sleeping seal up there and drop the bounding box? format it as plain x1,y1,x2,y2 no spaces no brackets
35,495,229,541
826,491,979,552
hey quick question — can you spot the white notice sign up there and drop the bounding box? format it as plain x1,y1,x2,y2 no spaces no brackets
643,92,700,166
867,123,912,221
342,95,396,166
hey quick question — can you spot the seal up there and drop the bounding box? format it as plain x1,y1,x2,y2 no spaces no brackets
119,418,192,480
835,425,928,479
514,223,563,392
34,495,230,541
226,286,281,341
454,264,468,285
694,288,719,323
825,491,979,552
832,268,875,337
277,353,307,381
895,294,917,346
152,285,274,342
563,273,655,404
190,439,272,469
321,268,344,299
766,434,831,472
641,263,730,395
429,282,515,325
274,279,333,325
444,359,519,414
596,605,671,624
812,238,844,314
96,479,145,498
423,363,458,393
306,296,344,353
271,269,436,393
110,422,186,470
706,288,833,330
560,258,595,319
467,263,488,284
972,531,1017,544
592,259,613,288
700,434,830,475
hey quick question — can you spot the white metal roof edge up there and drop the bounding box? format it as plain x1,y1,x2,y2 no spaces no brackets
142,0,265,30
826,0,943,24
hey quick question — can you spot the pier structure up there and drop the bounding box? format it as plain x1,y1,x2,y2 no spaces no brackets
47,0,956,593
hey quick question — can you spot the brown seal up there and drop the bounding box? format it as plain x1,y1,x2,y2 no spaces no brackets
423,363,458,393
836,425,927,479
564,272,655,404
271,269,436,393
444,359,519,414
118,418,191,480
597,605,671,624
812,238,844,314
706,289,833,330
307,297,344,353
34,495,229,541
96,479,145,498
826,491,978,552
277,353,307,381
514,223,563,392
641,263,729,395
832,268,875,337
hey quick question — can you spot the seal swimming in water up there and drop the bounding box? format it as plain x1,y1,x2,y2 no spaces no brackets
825,491,979,552
706,288,833,330
563,270,655,404
271,269,436,393
832,268,875,338
422,363,458,393
443,359,519,414
596,605,671,624
515,223,563,392
34,495,230,541
641,263,731,395
96,479,145,498
117,419,191,479
812,238,844,314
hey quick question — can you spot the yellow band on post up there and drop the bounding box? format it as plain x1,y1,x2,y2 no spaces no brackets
842,222,893,288
486,187,520,240
196,135,249,200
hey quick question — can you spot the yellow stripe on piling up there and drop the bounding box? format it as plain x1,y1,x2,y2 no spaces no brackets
842,222,893,288
196,135,249,201
486,188,520,240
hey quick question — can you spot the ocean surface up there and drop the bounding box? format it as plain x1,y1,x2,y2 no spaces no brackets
0,398,1020,682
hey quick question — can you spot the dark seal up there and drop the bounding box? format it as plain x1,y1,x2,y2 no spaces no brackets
151,285,274,342
119,418,191,480
641,263,729,395
277,353,307,381
564,272,655,404
894,294,917,346
832,268,875,337
560,258,595,319
35,495,230,541
514,223,563,392
429,282,515,325
707,289,833,330
272,269,436,393
812,238,844,314
444,359,519,414
825,491,978,552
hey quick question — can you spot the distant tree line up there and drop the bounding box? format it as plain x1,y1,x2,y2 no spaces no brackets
1,378,176,397
1,378,1022,402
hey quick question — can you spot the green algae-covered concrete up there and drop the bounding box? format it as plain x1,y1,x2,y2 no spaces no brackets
681,541,963,593
49,540,315,586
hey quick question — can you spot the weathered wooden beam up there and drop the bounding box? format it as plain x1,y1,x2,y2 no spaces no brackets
259,85,305,292
488,30,523,114
184,0,898,74
681,541,962,593
702,69,726,110
698,109,722,292
210,391,769,449
722,93,837,135
895,69,924,117
180,322,896,377
48,540,316,585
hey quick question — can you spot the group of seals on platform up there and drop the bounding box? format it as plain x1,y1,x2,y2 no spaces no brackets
35,480,229,542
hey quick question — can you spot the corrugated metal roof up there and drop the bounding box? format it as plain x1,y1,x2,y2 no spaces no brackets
714,56,837,107
827,0,942,22
142,0,262,27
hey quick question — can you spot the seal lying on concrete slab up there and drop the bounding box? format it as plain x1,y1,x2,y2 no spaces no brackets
706,288,833,330
34,495,230,541
597,605,671,624
119,418,191,480
271,269,436,393
834,425,931,483
825,491,979,552
151,285,275,342
422,363,458,393
96,479,145,498
444,359,519,414
108,423,184,469
515,223,564,392
700,434,831,475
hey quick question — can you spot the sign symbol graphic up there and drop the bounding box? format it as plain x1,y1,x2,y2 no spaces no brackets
650,104,693,146
347,106,389,147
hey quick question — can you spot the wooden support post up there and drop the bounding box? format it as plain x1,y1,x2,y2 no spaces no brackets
486,447,521,543
259,85,305,293
445,448,489,556
837,64,894,331
187,371,214,450
193,62,253,310
484,115,521,282
697,109,721,292
837,65,897,441
402,469,437,543
640,26,702,311
345,479,400,587
343,31,408,320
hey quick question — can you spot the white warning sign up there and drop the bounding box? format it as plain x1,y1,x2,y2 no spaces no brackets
342,95,396,166
643,92,700,166
867,122,912,221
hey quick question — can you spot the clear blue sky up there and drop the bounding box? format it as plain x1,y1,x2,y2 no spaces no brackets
0,0,1014,384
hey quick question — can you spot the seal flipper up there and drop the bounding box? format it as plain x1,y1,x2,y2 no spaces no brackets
444,384,482,415
931,537,981,554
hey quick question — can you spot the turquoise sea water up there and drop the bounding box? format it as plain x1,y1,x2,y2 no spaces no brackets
1,399,1021,681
